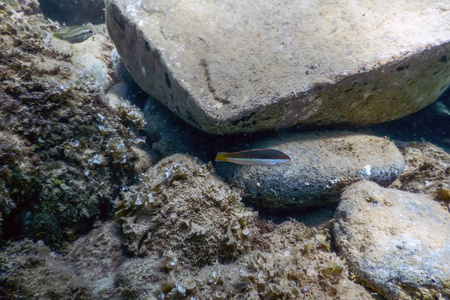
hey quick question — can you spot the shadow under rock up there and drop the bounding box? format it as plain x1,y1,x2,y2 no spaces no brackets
39,0,105,26
358,86,450,153
251,201,338,228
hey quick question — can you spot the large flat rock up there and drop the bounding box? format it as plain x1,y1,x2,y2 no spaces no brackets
106,0,450,134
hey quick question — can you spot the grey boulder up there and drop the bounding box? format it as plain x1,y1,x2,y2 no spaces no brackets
215,131,405,210
106,0,450,134
334,180,450,299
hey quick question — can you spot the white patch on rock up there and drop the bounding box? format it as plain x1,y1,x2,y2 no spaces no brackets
364,165,372,176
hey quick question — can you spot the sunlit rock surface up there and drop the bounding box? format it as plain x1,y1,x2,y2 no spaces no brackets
106,0,450,134
334,180,450,299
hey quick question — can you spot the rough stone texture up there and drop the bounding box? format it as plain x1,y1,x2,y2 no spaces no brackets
0,239,92,299
0,212,373,299
105,81,149,135
65,222,124,299
0,223,123,299
216,131,405,211
0,1,150,248
389,142,450,205
116,154,259,266
115,154,372,298
106,0,450,134
48,23,116,90
334,180,450,299
117,220,373,299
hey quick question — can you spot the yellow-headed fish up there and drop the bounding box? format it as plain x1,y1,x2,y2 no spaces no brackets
215,149,291,166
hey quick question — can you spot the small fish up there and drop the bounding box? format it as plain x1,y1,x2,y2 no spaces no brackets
53,25,95,44
215,149,291,166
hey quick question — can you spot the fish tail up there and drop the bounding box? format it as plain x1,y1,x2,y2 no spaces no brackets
215,152,229,162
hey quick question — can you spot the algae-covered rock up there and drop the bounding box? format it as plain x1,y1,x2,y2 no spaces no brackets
65,222,124,299
389,142,450,204
0,130,38,241
0,239,92,299
0,222,122,300
117,154,259,266
48,22,115,90
216,131,405,211
334,180,450,299
117,220,373,299
0,1,150,248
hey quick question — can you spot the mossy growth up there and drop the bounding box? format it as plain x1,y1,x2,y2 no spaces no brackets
0,1,148,249
390,142,450,210
116,154,259,267
115,155,372,298
116,220,371,299
0,239,92,299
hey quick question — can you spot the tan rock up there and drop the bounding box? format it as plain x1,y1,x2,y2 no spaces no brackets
334,180,450,299
66,222,124,299
106,0,450,134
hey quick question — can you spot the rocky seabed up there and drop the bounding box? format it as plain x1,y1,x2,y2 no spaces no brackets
0,1,449,300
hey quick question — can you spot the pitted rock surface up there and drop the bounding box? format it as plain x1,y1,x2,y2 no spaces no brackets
106,0,450,134
215,131,405,210
334,180,450,299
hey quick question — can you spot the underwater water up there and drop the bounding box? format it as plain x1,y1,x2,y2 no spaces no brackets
1,1,449,299
366,87,450,153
